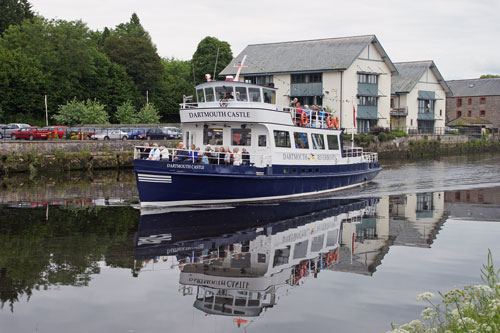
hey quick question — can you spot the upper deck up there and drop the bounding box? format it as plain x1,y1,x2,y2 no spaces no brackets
180,80,338,130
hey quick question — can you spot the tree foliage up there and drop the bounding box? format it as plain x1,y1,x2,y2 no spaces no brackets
115,100,137,124
137,103,160,124
54,98,109,126
0,0,34,35
480,74,500,79
191,36,233,85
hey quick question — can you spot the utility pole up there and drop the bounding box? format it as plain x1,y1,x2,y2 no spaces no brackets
44,95,48,127
146,90,149,105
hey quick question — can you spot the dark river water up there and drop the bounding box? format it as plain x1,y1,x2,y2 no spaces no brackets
1,154,500,333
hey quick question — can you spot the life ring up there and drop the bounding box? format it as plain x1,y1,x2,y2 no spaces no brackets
333,116,340,129
300,112,309,126
219,98,228,108
325,253,332,266
326,115,334,128
333,249,338,263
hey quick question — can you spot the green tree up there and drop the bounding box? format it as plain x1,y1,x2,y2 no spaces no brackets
0,0,34,35
191,36,233,85
480,74,500,79
137,103,160,124
115,100,137,124
53,98,109,125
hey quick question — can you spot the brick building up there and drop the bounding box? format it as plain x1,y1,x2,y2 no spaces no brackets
446,78,500,133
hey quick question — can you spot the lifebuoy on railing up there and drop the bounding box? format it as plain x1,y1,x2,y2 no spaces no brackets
301,112,309,126
326,115,334,128
333,116,340,129
333,249,338,263
219,98,228,108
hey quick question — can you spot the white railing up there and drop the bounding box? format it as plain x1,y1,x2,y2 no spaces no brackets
362,152,378,163
342,147,364,158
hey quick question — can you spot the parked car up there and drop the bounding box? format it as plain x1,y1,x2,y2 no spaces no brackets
11,127,52,140
68,127,100,139
145,127,182,140
91,129,129,140
43,126,69,139
4,123,31,139
0,124,8,139
119,127,147,140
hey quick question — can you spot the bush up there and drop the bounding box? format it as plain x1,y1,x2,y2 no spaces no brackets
370,126,389,135
391,130,408,138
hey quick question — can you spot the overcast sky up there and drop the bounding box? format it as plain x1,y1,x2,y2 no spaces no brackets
29,0,500,80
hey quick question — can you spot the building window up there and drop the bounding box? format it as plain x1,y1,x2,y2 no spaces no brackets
480,110,486,117
358,73,378,84
440,109,442,116
456,111,462,118
456,98,462,107
418,99,434,114
291,73,322,83
467,110,472,117
274,130,291,148
468,98,472,105
245,75,273,86
231,128,251,146
358,96,378,106
480,97,486,104
390,98,394,108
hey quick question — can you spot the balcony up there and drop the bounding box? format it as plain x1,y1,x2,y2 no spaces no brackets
390,107,408,117
290,82,323,96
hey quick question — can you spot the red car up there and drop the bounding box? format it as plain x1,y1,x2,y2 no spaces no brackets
43,126,69,139
11,127,52,140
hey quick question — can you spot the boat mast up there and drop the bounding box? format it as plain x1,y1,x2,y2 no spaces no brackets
234,55,248,82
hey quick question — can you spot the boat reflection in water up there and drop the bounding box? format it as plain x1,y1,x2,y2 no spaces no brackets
134,198,378,320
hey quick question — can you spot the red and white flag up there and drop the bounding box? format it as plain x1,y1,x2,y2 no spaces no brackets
353,105,356,127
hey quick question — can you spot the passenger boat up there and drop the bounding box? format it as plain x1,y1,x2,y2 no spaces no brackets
134,77,381,207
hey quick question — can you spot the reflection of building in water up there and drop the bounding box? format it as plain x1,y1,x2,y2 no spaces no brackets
332,192,446,275
133,198,377,321
444,187,500,221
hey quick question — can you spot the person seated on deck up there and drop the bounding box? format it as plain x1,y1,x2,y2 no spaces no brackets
159,146,169,161
212,147,221,164
219,147,226,165
224,147,232,165
188,144,198,163
148,143,160,160
295,102,303,126
242,148,250,166
203,145,213,164
233,147,242,166
140,142,151,159
195,147,202,163
173,142,189,162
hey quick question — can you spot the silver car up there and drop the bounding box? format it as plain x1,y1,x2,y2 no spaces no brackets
91,129,129,140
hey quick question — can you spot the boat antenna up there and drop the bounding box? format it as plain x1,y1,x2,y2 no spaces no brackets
213,45,220,79
233,55,248,82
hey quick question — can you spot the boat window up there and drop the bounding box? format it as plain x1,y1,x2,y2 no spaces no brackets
205,87,215,102
231,128,251,146
203,128,224,145
273,130,291,148
293,240,308,259
327,134,339,150
196,89,205,103
272,246,290,267
257,253,266,263
258,135,266,147
311,235,325,252
326,230,339,247
262,88,276,104
235,87,248,101
294,132,309,149
215,86,234,100
248,88,261,102
312,133,325,149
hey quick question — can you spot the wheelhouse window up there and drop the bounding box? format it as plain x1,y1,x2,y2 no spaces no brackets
258,135,267,147
231,128,251,146
262,88,276,104
294,132,309,149
205,87,215,102
249,88,261,102
327,134,339,150
272,246,290,267
358,96,378,106
358,73,378,84
274,130,291,148
215,86,234,100
196,89,205,103
235,87,248,101
203,128,223,145
311,133,325,149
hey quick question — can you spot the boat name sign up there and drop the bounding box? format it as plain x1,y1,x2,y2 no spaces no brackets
187,110,251,119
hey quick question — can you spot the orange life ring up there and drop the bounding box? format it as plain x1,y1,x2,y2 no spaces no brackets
333,116,340,129
333,249,338,263
301,112,309,126
326,115,334,128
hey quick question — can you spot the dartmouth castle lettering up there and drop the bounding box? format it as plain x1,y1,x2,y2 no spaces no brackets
188,111,250,118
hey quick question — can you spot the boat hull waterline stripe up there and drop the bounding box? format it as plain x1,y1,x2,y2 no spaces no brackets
138,173,172,183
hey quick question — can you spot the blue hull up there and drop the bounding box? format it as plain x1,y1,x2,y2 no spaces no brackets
134,159,381,206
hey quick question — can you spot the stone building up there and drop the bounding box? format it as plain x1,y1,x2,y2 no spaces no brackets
445,78,500,134
220,35,398,134
391,61,451,134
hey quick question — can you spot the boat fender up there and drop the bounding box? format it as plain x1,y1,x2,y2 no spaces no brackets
301,112,309,126
326,115,334,128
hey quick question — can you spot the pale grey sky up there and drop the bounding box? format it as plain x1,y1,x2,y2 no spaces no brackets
29,0,500,80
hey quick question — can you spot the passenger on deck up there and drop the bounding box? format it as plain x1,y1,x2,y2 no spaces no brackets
295,102,303,126
148,143,160,160
233,147,242,166
140,142,151,159
159,146,169,161
219,147,226,165
242,148,250,166
213,147,220,164
290,98,298,108
188,144,198,163
224,147,232,165
173,142,189,162
204,145,213,164
319,107,327,128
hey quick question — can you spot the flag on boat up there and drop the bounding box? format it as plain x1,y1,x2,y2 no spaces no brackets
353,105,356,127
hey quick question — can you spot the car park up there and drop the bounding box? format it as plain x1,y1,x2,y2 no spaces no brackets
0,124,8,139
91,129,129,140
4,123,31,138
145,127,182,140
43,126,69,139
120,127,147,140
11,127,52,140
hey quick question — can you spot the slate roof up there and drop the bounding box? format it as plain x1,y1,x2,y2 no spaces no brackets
391,60,452,95
220,35,397,76
446,78,500,97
